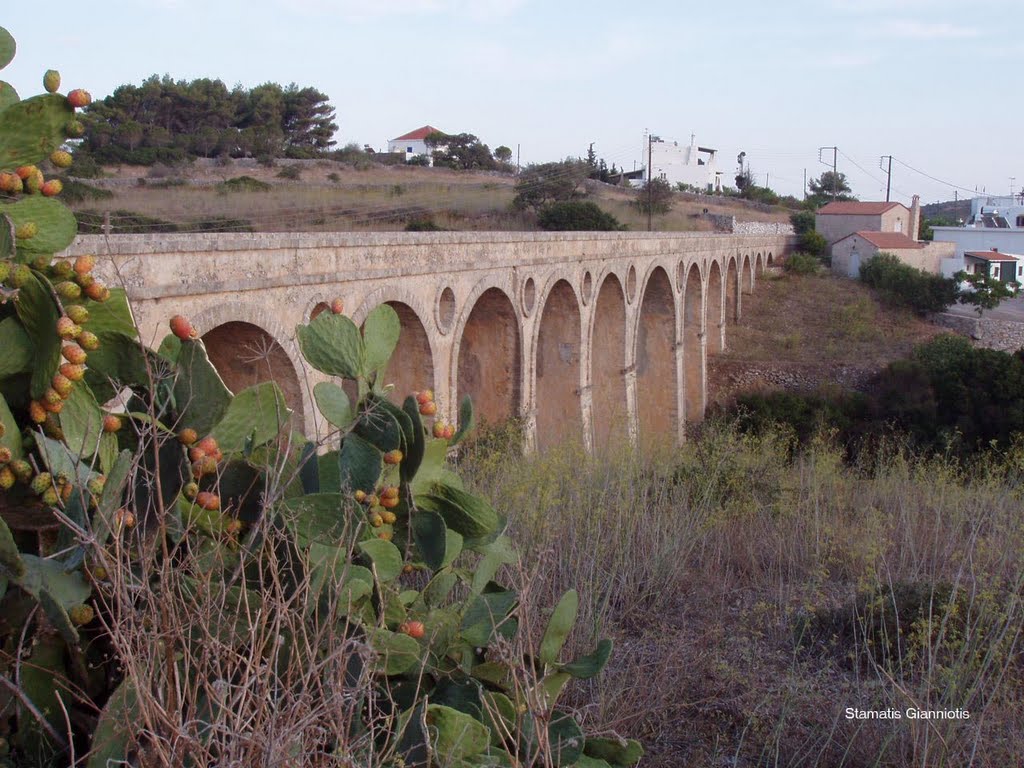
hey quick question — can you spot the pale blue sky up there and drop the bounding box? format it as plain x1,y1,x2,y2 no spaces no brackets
3,1,1020,204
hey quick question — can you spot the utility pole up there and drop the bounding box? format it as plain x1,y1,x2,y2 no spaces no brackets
819,146,837,199
1010,177,1016,197
515,144,520,175
647,132,654,232
879,155,893,202
803,168,807,201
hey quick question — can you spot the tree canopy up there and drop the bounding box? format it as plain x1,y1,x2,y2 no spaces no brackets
424,131,499,171
512,159,589,211
79,75,338,164
807,171,856,207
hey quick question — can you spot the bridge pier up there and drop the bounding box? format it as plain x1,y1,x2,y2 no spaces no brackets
70,231,794,452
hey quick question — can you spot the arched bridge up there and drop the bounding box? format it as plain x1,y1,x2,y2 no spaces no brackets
68,231,791,451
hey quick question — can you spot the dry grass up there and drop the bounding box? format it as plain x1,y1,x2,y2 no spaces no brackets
461,426,1024,767
73,160,792,234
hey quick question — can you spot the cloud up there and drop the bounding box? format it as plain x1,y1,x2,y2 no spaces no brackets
877,20,981,39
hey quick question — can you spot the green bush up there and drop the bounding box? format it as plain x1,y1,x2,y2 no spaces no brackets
54,177,114,204
217,175,272,193
275,164,302,180
790,210,815,235
860,252,958,315
537,200,624,231
783,251,820,275
404,217,447,231
798,229,828,258
76,208,179,233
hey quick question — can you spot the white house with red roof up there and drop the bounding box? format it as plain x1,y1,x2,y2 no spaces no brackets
387,125,444,164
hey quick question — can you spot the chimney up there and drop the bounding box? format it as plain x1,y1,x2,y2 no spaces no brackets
910,194,921,241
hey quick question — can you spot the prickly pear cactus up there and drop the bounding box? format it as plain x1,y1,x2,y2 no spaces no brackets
0,25,640,768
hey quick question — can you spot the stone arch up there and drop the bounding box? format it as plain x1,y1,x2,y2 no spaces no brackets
768,252,775,266
351,289,438,404
726,255,740,324
192,303,307,433
590,272,628,454
535,279,582,451
683,263,705,423
742,254,754,293
380,302,434,405
455,287,522,429
635,266,677,446
706,260,724,354
756,252,766,275
201,322,305,431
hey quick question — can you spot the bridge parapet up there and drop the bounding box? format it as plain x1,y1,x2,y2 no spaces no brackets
64,232,794,448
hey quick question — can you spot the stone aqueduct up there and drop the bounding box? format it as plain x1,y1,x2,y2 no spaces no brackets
68,231,793,451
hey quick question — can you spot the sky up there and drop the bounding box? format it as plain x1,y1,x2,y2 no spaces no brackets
3,1,1022,205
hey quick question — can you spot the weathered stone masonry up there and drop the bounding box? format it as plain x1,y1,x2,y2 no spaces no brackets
66,231,794,450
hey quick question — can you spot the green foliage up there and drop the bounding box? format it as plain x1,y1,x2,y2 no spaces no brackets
860,252,959,315
783,251,820,275
80,76,337,165
275,163,302,180
404,216,447,231
730,334,1024,458
54,177,113,204
807,170,856,208
954,269,1017,316
538,200,623,231
513,159,589,212
790,210,815,235
634,177,674,216
798,229,828,258
424,130,499,171
217,174,272,193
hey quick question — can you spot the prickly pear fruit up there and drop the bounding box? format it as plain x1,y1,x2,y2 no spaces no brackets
9,264,31,287
15,165,36,180
0,466,14,490
60,363,85,381
196,436,219,456
191,456,218,478
183,481,199,499
0,446,11,464
31,254,52,270
43,69,61,93
84,280,108,302
78,331,100,350
416,390,434,405
56,317,81,339
169,315,197,340
10,460,32,483
87,475,106,496
178,428,198,445
15,222,37,240
0,171,19,192
25,170,43,194
102,414,122,433
369,513,384,527
330,298,344,314
52,373,74,398
114,508,136,528
66,304,89,324
354,489,367,503
382,510,397,524
399,620,425,639
67,89,92,108
419,401,437,417
49,150,73,168
65,120,85,138
62,343,87,363
383,449,403,465
41,179,63,197
51,259,74,278
69,604,95,626
57,281,82,301
31,472,52,495
196,491,220,511
74,255,95,275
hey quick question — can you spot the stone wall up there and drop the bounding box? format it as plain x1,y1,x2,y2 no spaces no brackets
932,312,1024,352
703,215,794,236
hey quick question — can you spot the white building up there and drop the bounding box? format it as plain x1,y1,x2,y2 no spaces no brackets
642,133,722,192
932,195,1024,277
387,125,443,163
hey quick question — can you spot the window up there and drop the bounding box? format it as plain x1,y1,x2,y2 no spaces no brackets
894,218,903,233
1017,215,1024,227
407,146,414,153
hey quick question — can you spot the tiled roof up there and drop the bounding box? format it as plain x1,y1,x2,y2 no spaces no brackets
965,250,1020,262
817,201,905,216
846,231,924,250
392,125,443,141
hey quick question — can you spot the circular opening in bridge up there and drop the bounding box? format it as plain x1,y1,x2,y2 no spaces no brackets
626,265,637,304
437,286,456,335
581,271,593,305
522,277,536,316
310,301,330,321
676,260,685,293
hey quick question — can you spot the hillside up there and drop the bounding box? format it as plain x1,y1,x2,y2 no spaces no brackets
921,197,969,223
707,269,944,407
65,158,794,235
